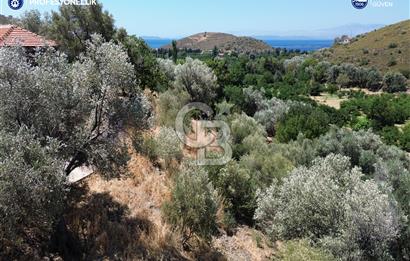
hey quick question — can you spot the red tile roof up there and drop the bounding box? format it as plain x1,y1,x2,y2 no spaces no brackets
0,25,57,47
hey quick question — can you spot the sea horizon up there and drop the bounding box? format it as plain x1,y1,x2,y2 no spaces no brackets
144,38,333,52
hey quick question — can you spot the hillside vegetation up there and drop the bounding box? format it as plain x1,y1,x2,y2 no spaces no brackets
162,32,273,53
319,20,410,74
1,3,410,261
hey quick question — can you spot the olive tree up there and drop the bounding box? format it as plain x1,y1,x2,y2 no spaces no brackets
0,128,66,247
174,57,219,103
0,35,152,177
255,154,399,260
383,72,407,93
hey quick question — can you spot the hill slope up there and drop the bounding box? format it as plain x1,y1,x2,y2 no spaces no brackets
162,32,273,53
320,20,410,73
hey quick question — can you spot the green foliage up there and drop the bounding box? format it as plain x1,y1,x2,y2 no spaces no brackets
383,72,407,93
213,161,257,224
239,150,293,189
157,89,191,127
162,164,218,244
18,10,49,35
341,94,410,130
255,154,400,260
274,240,335,261
399,122,410,151
174,57,219,103
276,104,331,142
0,37,152,177
381,126,401,146
49,3,115,60
115,31,163,90
172,40,178,63
0,128,66,248
229,113,267,158
352,115,371,130
154,127,183,167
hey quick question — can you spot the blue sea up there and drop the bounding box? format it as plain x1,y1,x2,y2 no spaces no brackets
144,39,333,52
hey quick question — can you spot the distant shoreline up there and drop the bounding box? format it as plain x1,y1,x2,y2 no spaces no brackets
143,38,333,52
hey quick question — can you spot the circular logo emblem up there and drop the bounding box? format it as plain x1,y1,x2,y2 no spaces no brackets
351,0,368,9
8,0,24,10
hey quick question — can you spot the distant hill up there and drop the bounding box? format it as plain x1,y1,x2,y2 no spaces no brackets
319,20,410,73
161,32,273,53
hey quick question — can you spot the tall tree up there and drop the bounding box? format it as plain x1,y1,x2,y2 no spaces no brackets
49,2,115,60
172,40,178,63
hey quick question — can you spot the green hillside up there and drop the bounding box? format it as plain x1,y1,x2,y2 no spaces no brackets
320,20,410,74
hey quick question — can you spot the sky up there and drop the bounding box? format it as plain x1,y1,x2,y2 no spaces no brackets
0,0,409,38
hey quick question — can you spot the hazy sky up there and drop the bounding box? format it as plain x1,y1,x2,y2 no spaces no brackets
1,0,409,37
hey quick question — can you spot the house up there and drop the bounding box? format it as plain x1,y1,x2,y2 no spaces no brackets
334,35,352,45
0,24,56,48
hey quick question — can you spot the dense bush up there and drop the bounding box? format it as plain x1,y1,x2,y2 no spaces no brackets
255,154,400,260
383,72,407,93
243,87,292,135
154,127,183,167
0,128,66,250
276,104,332,142
213,161,257,224
174,57,219,103
162,164,218,244
400,122,410,151
229,113,267,158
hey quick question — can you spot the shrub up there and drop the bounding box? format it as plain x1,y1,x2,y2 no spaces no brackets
399,122,410,152
154,127,183,167
157,89,191,127
229,113,267,158
162,164,218,244
383,72,407,93
365,69,383,91
136,134,158,162
243,87,292,135
352,115,371,130
239,151,293,188
381,126,401,146
213,161,257,224
174,57,219,103
274,240,335,261
276,105,331,142
388,58,397,67
255,154,399,260
388,43,398,49
0,128,66,248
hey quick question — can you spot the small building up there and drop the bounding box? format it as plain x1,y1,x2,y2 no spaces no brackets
334,35,352,45
0,24,56,48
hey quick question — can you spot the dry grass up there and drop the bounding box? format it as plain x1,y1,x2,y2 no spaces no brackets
55,128,274,260
322,20,410,73
213,226,273,261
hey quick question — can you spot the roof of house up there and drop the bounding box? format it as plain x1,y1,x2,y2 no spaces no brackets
0,25,57,47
